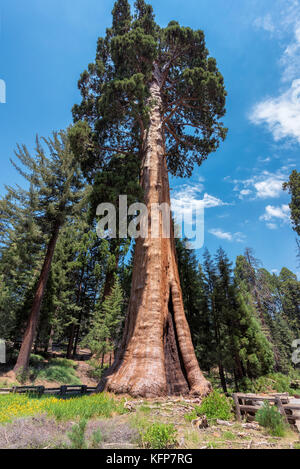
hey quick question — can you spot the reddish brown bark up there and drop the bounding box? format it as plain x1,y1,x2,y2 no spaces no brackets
14,223,60,375
98,68,211,398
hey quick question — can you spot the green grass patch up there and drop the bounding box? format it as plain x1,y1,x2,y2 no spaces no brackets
28,356,81,385
0,392,127,424
140,422,177,449
139,405,152,414
221,431,237,441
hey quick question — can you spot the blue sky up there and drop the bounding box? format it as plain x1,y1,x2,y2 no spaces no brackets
0,0,299,276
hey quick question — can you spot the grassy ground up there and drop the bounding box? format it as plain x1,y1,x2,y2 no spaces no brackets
1,357,299,449
0,392,299,449
0,354,98,388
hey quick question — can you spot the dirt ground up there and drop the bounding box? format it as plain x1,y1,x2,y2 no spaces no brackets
0,397,299,449
1,354,299,450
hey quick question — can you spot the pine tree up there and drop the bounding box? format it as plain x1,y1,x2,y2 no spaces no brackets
82,275,124,364
11,131,85,375
284,170,300,263
71,0,226,398
176,238,214,372
202,249,227,392
277,267,300,336
283,170,300,236
0,180,46,344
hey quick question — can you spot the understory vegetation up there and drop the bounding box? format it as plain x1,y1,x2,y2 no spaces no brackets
185,391,233,423
0,391,299,449
0,393,127,424
256,402,288,437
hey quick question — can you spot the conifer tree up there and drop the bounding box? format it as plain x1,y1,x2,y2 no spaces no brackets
11,131,84,375
82,275,124,365
71,0,226,397
0,181,47,345
277,267,300,336
283,170,300,237
176,238,214,372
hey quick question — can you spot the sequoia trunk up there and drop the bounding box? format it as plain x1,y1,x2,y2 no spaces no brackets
14,223,60,374
99,67,211,397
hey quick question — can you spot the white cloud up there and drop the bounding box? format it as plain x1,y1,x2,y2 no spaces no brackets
250,79,300,143
239,189,252,199
228,168,288,200
171,184,228,219
234,232,247,243
254,176,285,198
258,156,271,163
209,229,233,241
280,25,300,82
209,229,246,243
254,14,275,33
260,204,290,227
251,3,300,144
254,1,300,37
202,193,227,208
266,223,278,230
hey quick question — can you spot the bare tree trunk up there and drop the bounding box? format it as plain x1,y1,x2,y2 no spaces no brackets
72,316,81,358
67,270,85,359
67,324,76,359
99,68,211,398
13,223,61,375
218,362,227,394
45,325,55,355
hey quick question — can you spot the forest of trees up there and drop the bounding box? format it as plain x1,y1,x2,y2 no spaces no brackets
0,138,299,390
0,0,299,394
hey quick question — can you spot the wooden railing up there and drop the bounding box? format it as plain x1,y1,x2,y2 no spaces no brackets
0,385,97,396
233,393,300,429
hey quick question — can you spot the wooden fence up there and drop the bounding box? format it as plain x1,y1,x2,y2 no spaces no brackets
233,393,300,429
0,385,97,396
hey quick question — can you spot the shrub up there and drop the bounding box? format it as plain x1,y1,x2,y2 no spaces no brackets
49,358,77,368
30,357,81,385
196,391,233,421
68,419,88,449
37,365,81,385
141,423,177,449
90,429,103,448
29,354,45,366
87,360,109,381
256,402,287,437
239,373,294,394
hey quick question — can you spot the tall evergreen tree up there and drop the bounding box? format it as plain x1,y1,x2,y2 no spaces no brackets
175,238,214,372
283,170,300,236
82,275,124,365
202,249,227,392
11,131,84,375
284,170,300,263
71,0,226,397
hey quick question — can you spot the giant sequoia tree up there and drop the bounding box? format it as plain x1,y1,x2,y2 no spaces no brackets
71,0,227,397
